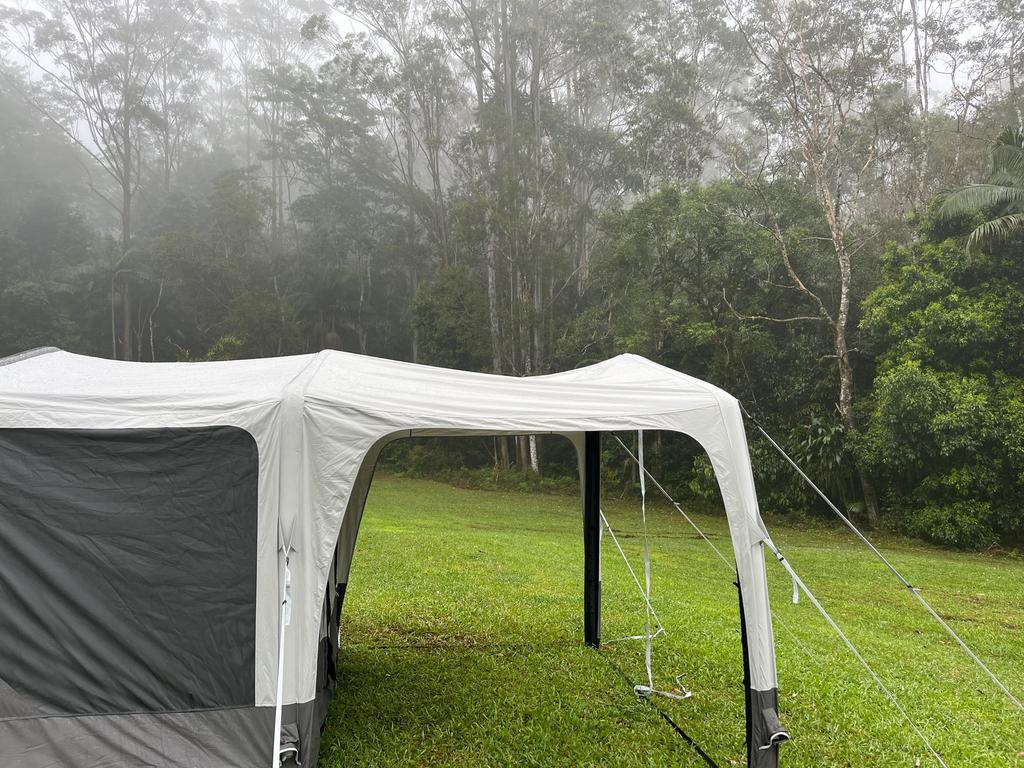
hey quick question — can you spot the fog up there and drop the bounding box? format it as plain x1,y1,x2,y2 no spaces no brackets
1,0,1023,540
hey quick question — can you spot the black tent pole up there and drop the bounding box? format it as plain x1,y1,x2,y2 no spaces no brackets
583,431,601,648
736,575,754,766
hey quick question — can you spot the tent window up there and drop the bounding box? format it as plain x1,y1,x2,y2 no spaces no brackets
0,427,259,715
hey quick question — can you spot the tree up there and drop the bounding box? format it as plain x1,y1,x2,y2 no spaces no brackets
1,0,203,359
939,127,1024,252
144,6,213,192
729,0,903,525
413,264,491,370
860,209,1024,547
569,181,860,505
0,63,88,218
221,0,326,254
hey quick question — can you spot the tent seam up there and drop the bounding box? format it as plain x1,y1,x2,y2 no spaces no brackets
301,397,722,422
0,703,259,724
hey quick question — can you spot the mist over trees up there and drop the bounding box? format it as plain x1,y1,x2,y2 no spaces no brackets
1,0,1023,547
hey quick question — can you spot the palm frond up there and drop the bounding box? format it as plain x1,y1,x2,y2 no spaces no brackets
994,126,1024,151
987,171,1024,195
942,128,1024,253
938,184,1024,219
989,147,1024,182
966,213,1024,254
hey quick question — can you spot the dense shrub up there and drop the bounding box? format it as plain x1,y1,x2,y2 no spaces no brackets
859,224,1024,548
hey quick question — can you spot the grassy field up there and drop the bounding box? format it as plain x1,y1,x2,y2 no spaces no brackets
319,475,1024,767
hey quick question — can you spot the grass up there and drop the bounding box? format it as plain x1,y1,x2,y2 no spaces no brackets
319,475,1024,767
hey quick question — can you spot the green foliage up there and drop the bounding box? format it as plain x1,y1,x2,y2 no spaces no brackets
209,169,273,261
379,436,579,494
860,226,1024,547
204,335,246,361
392,460,579,496
227,289,303,357
413,266,492,371
790,413,860,514
910,501,998,551
939,127,1024,253
0,196,108,357
569,181,864,515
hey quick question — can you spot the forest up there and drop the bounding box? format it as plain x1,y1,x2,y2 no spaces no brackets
1,0,1022,548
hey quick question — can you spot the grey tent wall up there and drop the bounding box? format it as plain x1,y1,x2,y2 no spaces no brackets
0,425,269,768
334,436,392,602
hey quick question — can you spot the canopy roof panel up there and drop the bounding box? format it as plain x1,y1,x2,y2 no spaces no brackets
0,349,730,423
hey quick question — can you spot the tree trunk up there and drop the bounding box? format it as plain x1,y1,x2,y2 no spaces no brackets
120,282,132,362
858,473,881,529
499,436,511,470
831,217,880,527
476,27,502,382
909,0,927,114
119,114,133,362
410,267,419,363
515,435,529,471
487,247,502,373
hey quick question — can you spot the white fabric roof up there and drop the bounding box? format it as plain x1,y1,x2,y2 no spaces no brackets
0,348,723,423
0,348,777,705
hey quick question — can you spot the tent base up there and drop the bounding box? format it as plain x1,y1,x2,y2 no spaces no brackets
0,699,335,768
0,706,276,768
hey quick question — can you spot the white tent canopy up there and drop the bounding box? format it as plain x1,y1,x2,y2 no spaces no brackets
0,348,784,768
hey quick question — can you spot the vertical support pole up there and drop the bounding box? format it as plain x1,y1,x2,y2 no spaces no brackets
583,431,601,648
737,573,781,767
737,574,754,766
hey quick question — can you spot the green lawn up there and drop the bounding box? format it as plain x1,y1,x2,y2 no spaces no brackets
319,475,1024,767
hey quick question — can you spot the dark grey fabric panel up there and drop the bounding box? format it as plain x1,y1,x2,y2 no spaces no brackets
0,677,54,720
748,688,785,768
0,700,334,768
0,427,258,714
0,706,274,768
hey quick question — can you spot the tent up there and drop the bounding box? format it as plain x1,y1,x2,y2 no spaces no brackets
0,347,787,768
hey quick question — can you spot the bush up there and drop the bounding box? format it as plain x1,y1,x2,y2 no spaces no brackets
909,501,998,550
859,227,1024,549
